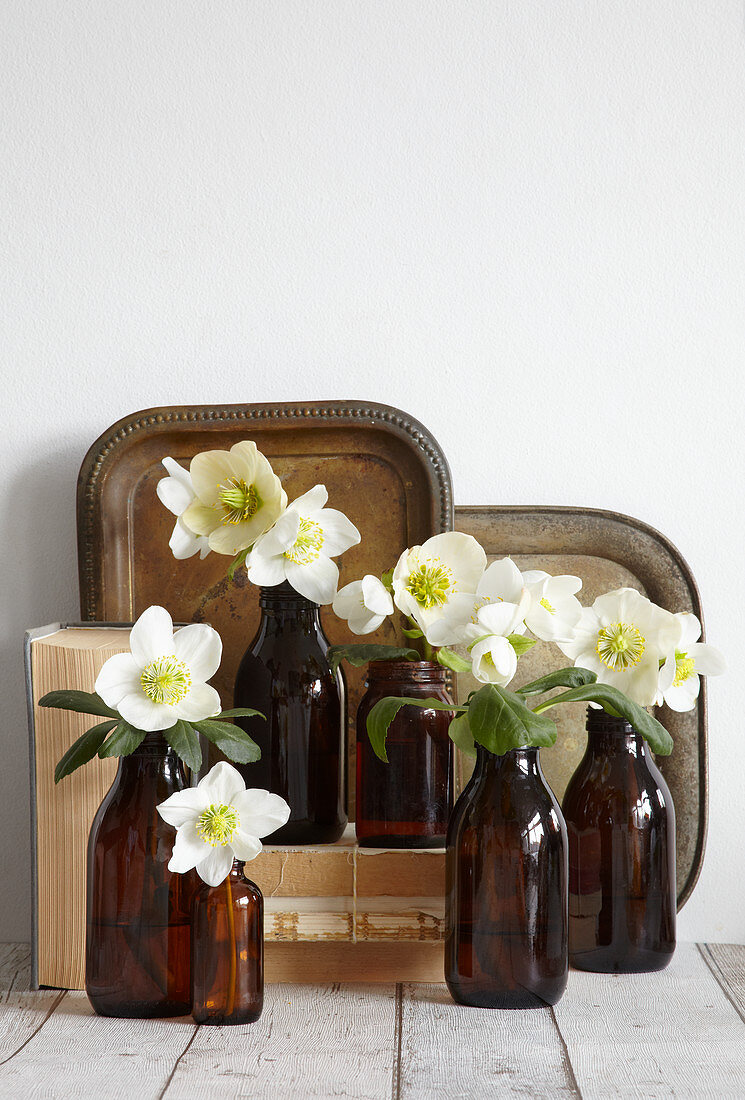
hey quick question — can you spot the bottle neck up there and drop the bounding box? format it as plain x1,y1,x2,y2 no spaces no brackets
585,707,648,757
366,659,448,687
258,582,321,632
115,732,183,781
474,744,541,778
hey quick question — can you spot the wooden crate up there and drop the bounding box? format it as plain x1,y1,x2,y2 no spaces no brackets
26,624,446,990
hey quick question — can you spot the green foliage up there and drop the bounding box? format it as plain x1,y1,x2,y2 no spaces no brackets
164,720,202,772
401,626,424,639
448,711,476,757
194,719,262,764
98,720,147,759
365,695,462,763
39,690,119,719
535,683,673,755
467,684,557,755
516,666,598,696
227,547,250,581
326,644,420,676
507,634,538,657
436,647,471,673
54,721,117,783
380,568,394,591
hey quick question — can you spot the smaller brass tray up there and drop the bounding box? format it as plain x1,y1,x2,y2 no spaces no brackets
456,505,706,910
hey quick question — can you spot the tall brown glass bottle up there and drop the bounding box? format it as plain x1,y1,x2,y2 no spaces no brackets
233,581,347,844
445,746,568,1009
562,708,676,973
355,661,454,847
86,734,196,1017
191,861,263,1025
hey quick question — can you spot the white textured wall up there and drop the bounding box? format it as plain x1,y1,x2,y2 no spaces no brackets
1,2,743,944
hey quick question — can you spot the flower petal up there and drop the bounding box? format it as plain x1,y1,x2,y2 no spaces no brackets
157,474,194,517
173,623,222,682
289,485,328,515
246,550,288,588
129,606,175,667
117,691,179,732
317,509,361,557
94,652,143,708
232,789,292,838
157,787,210,828
182,500,221,537
161,457,193,489
664,678,700,712
689,643,727,677
254,510,301,558
189,450,236,507
168,820,211,873
173,682,222,722
285,556,339,604
197,761,246,805
332,580,364,619
360,575,394,617
478,558,523,603
229,829,263,862
169,519,204,560
196,845,235,887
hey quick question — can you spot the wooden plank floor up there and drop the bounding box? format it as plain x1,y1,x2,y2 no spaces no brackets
1,943,745,1098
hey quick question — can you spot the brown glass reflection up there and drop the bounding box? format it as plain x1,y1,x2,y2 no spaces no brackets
232,581,347,844
445,746,568,1009
86,734,197,1018
355,660,453,848
191,861,263,1025
562,708,676,973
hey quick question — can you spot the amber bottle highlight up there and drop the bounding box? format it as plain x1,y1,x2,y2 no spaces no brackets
445,746,568,1009
355,660,454,848
191,861,263,1025
232,581,347,844
562,708,676,973
86,734,196,1018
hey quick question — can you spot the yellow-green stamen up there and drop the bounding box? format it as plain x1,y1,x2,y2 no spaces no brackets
673,651,696,686
540,597,556,614
218,478,261,525
140,656,191,705
596,622,646,670
406,561,453,609
284,517,325,565
196,804,240,847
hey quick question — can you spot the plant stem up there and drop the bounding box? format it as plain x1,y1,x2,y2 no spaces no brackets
224,872,237,1019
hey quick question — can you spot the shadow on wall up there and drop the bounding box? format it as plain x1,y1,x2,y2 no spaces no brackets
0,446,85,943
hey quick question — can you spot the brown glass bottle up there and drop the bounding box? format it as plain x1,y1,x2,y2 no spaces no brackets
233,581,347,844
85,733,197,1017
355,661,454,848
562,708,676,973
191,860,263,1025
445,746,568,1009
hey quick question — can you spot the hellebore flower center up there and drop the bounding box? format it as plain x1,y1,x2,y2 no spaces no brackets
595,622,646,670
284,517,325,565
406,561,453,609
217,477,262,526
140,655,192,705
196,803,241,847
673,651,696,686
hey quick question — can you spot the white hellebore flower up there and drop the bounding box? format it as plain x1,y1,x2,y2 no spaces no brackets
521,570,583,643
427,556,529,648
156,457,211,561
181,440,287,557
247,485,361,604
157,762,291,886
332,575,394,634
95,605,222,732
558,588,680,707
656,612,726,712
392,532,487,646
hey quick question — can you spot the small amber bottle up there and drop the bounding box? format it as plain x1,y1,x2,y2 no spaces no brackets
191,860,264,1025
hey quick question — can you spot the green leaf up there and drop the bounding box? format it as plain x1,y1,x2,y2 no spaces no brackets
39,690,119,719
227,546,250,582
163,720,202,772
98,720,147,758
535,684,673,755
215,708,266,719
54,721,117,783
326,644,420,676
507,634,538,657
436,647,472,673
401,626,424,639
194,720,262,764
365,695,462,763
448,712,476,757
467,684,558,755
516,666,598,697
380,568,394,591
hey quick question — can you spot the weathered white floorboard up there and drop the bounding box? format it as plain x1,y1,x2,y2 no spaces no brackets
702,943,745,1020
0,992,195,1100
164,983,397,1100
554,942,745,1099
397,983,579,1099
